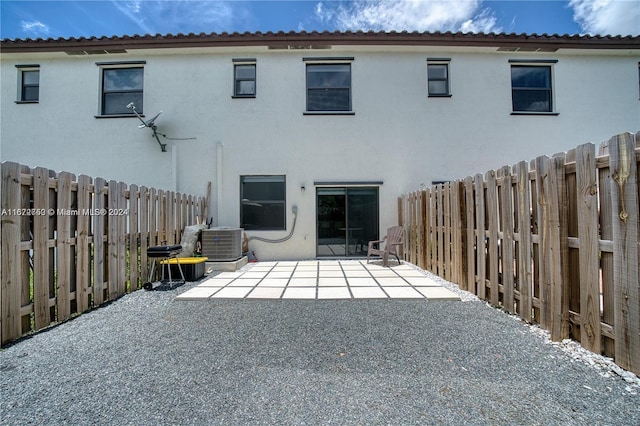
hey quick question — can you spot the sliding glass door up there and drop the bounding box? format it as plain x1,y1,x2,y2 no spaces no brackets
317,187,379,257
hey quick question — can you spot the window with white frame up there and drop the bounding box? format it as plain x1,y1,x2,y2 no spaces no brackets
305,59,352,112
98,62,145,115
233,59,256,97
427,59,451,96
16,65,40,102
240,175,286,230
510,61,555,113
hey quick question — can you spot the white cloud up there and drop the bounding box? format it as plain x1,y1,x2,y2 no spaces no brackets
569,0,640,36
314,0,502,33
21,20,50,37
111,0,152,34
111,1,238,35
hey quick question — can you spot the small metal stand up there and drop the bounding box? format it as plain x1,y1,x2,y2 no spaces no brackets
144,245,185,290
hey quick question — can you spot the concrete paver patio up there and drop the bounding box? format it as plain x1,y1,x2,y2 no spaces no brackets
176,260,460,301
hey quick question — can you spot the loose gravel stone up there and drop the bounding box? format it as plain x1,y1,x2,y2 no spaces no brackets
1,265,638,425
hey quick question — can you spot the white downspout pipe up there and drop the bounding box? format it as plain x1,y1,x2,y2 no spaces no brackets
171,144,178,192
216,142,223,227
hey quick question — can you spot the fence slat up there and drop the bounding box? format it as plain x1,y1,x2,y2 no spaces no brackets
464,176,474,293
129,184,139,291
107,181,118,300
33,167,51,330
140,187,149,284
450,182,462,284
609,133,640,374
486,171,499,306
166,191,175,246
473,174,486,299
565,148,581,341
19,166,31,333
409,192,416,265
1,162,23,343
93,178,106,306
175,192,183,245
76,175,91,312
515,161,532,322
419,189,427,269
598,143,615,357
576,143,601,355
548,154,568,342
430,188,438,274
158,190,166,246
443,183,451,281
56,171,73,321
117,182,127,296
534,157,552,329
499,166,515,314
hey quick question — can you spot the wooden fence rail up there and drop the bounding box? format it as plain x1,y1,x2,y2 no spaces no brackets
398,132,640,375
1,162,206,345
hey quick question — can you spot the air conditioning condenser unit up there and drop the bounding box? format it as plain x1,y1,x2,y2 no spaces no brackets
201,227,243,261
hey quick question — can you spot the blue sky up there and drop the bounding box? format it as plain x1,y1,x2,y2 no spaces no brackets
1,1,639,40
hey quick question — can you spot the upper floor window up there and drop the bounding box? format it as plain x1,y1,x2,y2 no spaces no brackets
427,59,451,97
16,65,40,103
98,62,144,115
305,61,352,112
240,175,286,230
510,62,554,113
233,59,256,97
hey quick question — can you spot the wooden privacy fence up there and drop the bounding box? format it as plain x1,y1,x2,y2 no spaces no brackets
398,132,639,375
1,162,206,345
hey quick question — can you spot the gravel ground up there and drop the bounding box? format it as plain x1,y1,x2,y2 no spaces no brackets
1,266,639,426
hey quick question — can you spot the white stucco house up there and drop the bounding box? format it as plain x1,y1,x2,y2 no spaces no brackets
1,31,639,260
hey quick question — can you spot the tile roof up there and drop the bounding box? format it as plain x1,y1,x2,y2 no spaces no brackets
2,30,639,53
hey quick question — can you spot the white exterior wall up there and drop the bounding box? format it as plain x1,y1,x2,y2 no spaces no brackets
2,45,639,260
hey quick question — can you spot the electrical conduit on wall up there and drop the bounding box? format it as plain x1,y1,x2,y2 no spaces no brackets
248,205,298,243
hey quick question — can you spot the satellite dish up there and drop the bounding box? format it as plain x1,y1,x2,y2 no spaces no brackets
126,103,195,152
137,110,163,129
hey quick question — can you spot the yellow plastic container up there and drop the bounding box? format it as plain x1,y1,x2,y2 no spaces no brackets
160,257,208,281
